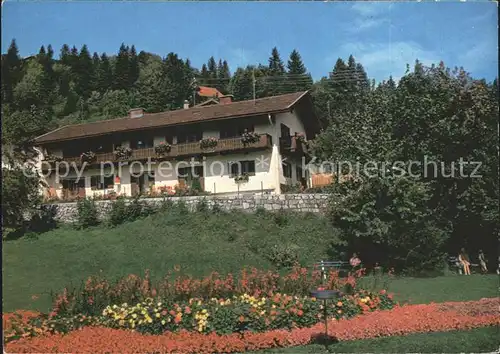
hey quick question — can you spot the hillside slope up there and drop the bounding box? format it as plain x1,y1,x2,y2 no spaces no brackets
3,209,340,311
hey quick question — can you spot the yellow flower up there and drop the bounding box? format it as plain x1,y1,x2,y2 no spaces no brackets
155,313,161,318
202,309,207,314
161,320,166,325
118,320,125,326
132,314,137,318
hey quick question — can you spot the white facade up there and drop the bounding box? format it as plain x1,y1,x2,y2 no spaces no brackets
36,110,309,199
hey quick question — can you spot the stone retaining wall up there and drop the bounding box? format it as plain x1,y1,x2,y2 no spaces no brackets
46,194,331,223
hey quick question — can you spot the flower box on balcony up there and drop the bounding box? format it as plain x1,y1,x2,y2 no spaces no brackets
113,146,132,160
80,151,96,164
241,130,261,145
234,173,250,184
200,137,218,150
154,142,172,156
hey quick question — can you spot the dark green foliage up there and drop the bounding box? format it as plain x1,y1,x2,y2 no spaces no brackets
196,198,209,212
285,49,313,93
1,166,41,230
108,196,157,226
314,62,499,273
113,43,130,91
268,243,299,268
75,198,99,229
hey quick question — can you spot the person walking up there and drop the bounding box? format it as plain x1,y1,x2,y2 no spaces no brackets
458,248,471,275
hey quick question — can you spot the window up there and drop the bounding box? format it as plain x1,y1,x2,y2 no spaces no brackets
177,129,202,144
177,166,204,179
230,160,256,177
283,162,292,178
220,124,254,139
130,138,154,150
91,175,114,190
280,123,291,138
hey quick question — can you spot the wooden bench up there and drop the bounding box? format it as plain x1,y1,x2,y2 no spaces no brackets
448,256,479,274
313,260,351,279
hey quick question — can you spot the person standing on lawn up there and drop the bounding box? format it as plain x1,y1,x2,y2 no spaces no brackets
478,250,488,273
458,248,471,275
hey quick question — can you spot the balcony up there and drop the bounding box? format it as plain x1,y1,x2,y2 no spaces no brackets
279,136,308,156
44,134,273,169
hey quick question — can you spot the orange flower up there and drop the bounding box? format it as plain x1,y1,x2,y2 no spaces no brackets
337,301,343,307
297,309,304,317
174,313,182,324
238,315,245,323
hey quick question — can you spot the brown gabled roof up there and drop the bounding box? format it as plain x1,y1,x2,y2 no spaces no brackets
35,91,310,144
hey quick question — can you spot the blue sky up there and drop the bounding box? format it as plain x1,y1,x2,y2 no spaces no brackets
2,1,498,82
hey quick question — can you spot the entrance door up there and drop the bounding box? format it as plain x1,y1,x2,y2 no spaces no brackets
131,174,146,195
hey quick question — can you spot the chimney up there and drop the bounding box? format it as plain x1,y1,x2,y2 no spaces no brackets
183,100,190,109
129,108,144,118
219,95,233,105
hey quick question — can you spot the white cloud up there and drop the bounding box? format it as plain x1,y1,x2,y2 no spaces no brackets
458,39,498,73
349,2,393,33
336,41,440,82
351,2,392,17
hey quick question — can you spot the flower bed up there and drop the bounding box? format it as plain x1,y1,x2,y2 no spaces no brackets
4,290,393,342
5,298,498,353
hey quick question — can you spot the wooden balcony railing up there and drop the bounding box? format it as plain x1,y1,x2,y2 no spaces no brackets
47,134,273,168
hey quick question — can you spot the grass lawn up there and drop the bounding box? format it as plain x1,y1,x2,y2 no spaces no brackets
251,327,500,353
3,209,337,312
358,273,498,304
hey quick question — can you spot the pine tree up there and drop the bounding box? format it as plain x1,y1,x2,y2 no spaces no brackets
267,47,286,96
129,45,139,88
70,46,79,70
113,43,130,91
207,56,217,82
1,39,22,104
91,52,101,92
163,52,194,109
216,59,230,94
60,44,71,66
286,49,312,93
47,45,54,60
97,53,112,93
268,47,285,75
76,44,93,98
199,64,209,86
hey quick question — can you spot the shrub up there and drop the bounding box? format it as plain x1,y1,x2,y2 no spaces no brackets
108,198,129,226
196,198,209,212
28,205,58,234
75,198,99,229
268,244,300,268
273,209,288,227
